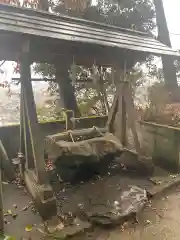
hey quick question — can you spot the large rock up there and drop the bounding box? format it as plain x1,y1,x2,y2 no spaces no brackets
45,133,123,182
83,186,147,226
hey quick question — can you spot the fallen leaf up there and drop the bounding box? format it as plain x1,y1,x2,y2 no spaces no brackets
170,175,177,179
4,235,16,240
114,201,119,206
2,182,9,185
4,219,10,224
37,227,45,234
7,210,12,215
12,213,18,219
21,206,28,211
146,220,151,224
31,207,36,213
156,181,161,185
4,213,9,217
25,225,33,232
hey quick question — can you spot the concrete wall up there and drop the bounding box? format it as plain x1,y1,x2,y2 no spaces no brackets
140,121,180,172
0,116,108,160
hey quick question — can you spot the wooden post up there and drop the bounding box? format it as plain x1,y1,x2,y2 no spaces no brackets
121,94,127,147
20,83,34,170
19,85,25,156
65,110,75,131
107,80,141,153
0,141,4,235
20,40,47,185
0,166,3,235
124,83,141,153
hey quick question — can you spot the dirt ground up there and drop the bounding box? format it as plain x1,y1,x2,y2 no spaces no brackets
72,186,180,240
3,183,43,239
3,177,180,240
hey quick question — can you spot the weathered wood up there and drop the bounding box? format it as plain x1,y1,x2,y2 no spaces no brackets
12,77,93,83
120,92,127,147
20,82,35,170
124,83,141,153
0,159,3,235
46,127,107,143
20,40,46,185
65,110,75,131
107,86,119,133
0,141,15,181
107,80,141,152
24,169,57,221
19,85,25,155
0,6,177,56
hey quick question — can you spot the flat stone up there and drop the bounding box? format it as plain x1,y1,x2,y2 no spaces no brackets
84,186,148,226
51,218,92,239
149,173,180,197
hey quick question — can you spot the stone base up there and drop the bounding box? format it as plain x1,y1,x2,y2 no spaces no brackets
24,170,57,221
116,149,154,176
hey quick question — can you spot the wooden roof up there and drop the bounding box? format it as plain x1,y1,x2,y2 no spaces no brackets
0,4,179,66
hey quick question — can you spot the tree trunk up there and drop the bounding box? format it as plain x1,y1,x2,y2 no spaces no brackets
56,66,81,117
154,0,179,102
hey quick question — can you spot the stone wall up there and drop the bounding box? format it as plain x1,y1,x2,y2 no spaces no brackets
140,121,180,172
0,116,108,160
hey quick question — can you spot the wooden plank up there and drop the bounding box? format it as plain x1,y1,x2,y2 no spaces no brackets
0,140,15,182
46,127,107,142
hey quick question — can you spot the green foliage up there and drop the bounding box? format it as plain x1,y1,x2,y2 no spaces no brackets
37,106,66,122
34,63,55,78
53,0,155,32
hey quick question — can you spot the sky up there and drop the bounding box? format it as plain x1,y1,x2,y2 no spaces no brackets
163,0,180,49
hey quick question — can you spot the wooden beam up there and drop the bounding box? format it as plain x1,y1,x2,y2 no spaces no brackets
12,77,93,83
107,79,141,152
20,40,47,185
20,83,35,170
0,152,3,234
124,82,140,153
